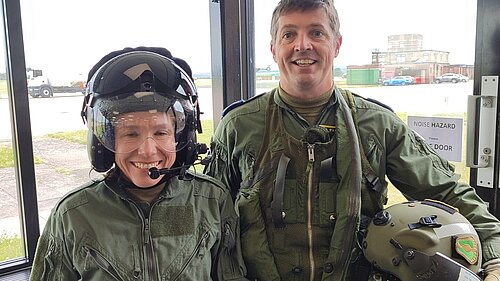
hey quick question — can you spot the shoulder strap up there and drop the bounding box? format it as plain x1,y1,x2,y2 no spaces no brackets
339,89,383,194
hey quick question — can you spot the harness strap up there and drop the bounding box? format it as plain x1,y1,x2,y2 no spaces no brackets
269,153,290,228
340,89,383,194
320,156,338,183
363,165,383,193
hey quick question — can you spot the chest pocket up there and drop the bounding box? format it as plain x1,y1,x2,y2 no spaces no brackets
263,154,340,228
35,236,63,281
80,235,137,281
163,228,213,281
318,156,340,225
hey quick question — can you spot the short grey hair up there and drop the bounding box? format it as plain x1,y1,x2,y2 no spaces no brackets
270,0,341,44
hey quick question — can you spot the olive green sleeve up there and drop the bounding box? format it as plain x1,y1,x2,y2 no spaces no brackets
204,101,265,200
205,136,237,198
214,190,249,281
382,113,500,262
30,211,79,280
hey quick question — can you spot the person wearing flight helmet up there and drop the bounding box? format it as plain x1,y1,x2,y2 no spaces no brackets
29,48,248,281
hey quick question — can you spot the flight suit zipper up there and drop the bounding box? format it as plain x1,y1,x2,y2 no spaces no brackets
172,230,210,281
307,143,315,281
144,217,158,281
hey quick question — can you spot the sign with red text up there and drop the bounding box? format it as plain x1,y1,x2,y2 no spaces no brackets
407,116,463,162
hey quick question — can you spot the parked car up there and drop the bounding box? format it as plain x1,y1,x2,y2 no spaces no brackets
435,73,465,83
457,74,470,82
382,76,414,86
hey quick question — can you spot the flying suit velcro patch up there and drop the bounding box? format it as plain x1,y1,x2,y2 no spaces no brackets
151,205,194,236
455,235,479,265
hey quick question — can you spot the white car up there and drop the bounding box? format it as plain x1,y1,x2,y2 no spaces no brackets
435,73,466,83
457,74,470,82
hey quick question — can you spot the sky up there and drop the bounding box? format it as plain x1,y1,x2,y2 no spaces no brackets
14,0,477,84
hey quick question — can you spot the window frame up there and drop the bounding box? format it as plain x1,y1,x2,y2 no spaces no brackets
0,0,39,276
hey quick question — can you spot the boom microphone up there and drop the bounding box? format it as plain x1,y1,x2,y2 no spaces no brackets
148,143,211,180
148,167,163,179
148,165,189,179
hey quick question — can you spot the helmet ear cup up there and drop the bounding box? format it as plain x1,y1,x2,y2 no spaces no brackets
175,125,198,167
87,131,114,172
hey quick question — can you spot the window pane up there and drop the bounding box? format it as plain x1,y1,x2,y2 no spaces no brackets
254,0,477,206
0,9,24,262
255,0,280,94
18,0,212,232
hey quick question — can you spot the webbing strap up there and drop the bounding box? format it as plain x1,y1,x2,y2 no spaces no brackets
270,153,290,228
340,89,383,194
362,164,383,193
320,156,338,183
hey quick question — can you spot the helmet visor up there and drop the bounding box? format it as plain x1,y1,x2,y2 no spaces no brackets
89,91,192,154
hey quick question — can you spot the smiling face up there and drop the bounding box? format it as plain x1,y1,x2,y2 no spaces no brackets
114,111,177,187
271,8,342,99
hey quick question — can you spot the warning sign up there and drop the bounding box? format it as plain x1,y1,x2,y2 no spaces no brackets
407,116,463,162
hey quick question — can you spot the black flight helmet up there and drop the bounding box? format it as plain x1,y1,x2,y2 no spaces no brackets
81,51,201,173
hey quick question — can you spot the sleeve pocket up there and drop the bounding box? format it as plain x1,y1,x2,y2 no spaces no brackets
37,236,63,281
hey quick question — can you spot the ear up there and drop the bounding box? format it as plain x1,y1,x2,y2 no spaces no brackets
334,36,342,58
270,41,277,62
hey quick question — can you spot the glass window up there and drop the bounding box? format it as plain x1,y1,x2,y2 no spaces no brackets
0,9,24,263
254,0,281,94
254,0,477,206
18,0,212,233
396,54,406,63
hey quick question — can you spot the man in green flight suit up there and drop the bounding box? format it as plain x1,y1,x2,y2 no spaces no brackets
205,0,500,280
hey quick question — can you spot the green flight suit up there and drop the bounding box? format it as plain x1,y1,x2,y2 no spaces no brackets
30,171,248,281
205,87,500,280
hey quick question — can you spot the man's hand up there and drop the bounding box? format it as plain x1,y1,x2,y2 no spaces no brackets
484,258,500,281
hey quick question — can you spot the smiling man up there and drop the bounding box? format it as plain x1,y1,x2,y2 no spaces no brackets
205,0,500,280
271,7,341,99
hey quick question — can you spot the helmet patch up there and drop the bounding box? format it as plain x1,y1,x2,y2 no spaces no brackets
455,236,479,265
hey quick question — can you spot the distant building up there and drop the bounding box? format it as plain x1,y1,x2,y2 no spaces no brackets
347,34,473,85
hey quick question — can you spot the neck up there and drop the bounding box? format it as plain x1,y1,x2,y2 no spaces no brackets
280,87,333,125
107,167,172,190
280,80,334,100
126,183,165,204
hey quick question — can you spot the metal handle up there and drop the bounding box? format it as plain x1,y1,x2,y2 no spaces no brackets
466,76,498,188
466,95,491,168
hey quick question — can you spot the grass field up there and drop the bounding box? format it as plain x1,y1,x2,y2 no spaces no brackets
0,145,42,167
0,234,23,261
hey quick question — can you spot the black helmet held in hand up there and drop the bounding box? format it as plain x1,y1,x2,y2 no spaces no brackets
81,50,203,173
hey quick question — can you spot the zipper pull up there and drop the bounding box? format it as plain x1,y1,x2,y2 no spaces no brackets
133,245,141,279
198,232,209,258
224,222,236,250
83,247,91,271
307,144,315,162
144,218,150,244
